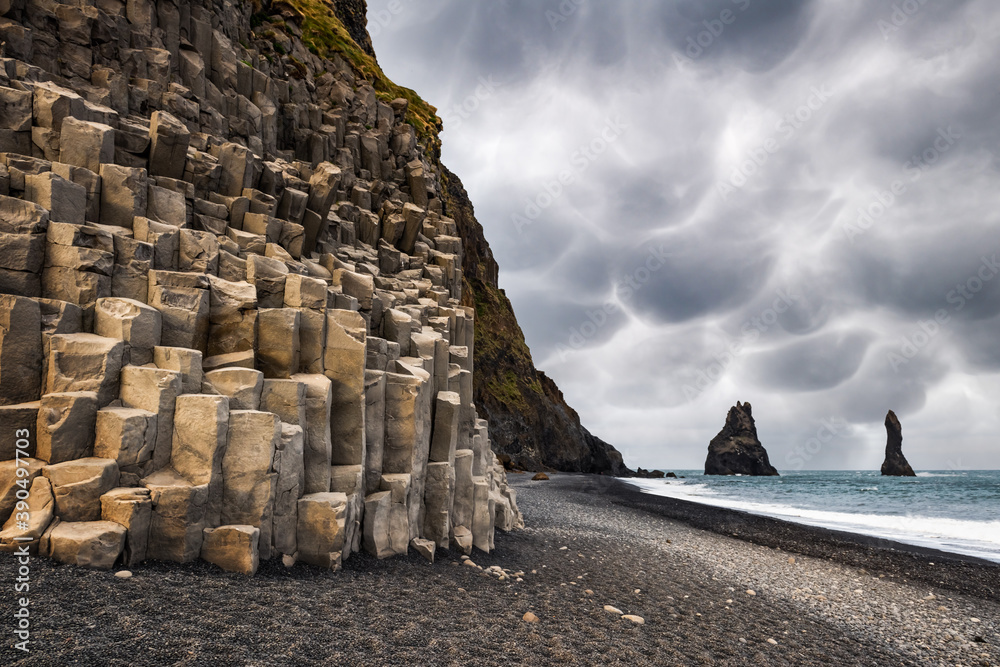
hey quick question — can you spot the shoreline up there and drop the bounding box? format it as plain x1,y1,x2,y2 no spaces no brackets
604,474,1000,600
0,472,996,665
619,476,999,565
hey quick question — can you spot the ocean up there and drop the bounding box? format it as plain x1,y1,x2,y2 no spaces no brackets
627,470,1000,563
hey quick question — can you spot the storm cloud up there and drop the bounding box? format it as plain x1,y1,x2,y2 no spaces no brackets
368,0,1000,470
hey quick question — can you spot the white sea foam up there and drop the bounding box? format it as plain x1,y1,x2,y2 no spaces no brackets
628,478,1000,563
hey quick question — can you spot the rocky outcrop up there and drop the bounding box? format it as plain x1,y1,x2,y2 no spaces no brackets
881,410,916,477
704,402,779,476
443,169,629,476
0,0,525,573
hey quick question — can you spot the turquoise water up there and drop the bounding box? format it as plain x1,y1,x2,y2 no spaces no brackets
628,470,1000,563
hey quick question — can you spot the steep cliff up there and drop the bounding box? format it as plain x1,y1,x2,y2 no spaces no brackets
442,168,629,475
328,0,376,57
302,0,628,475
0,0,531,572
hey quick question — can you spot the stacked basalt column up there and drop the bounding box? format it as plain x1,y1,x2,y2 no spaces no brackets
0,0,521,575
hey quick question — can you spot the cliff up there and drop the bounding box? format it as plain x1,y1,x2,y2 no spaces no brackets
0,0,533,573
311,0,628,475
441,168,629,475
328,0,376,58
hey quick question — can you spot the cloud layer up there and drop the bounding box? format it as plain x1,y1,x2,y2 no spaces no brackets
368,0,1000,471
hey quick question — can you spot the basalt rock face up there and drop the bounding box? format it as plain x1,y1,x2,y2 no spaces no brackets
443,168,630,476
705,402,779,476
881,410,916,477
0,0,527,574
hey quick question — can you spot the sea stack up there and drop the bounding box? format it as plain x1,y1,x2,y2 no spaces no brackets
881,410,916,477
704,402,779,476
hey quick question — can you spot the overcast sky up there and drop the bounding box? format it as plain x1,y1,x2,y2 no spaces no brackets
367,0,1000,471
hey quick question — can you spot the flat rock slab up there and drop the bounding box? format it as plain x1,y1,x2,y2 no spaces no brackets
43,520,126,569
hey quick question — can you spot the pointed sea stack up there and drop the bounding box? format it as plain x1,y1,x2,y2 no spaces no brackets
704,402,779,476
881,410,916,477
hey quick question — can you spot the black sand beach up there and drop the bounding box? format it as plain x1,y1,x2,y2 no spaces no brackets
1,473,997,666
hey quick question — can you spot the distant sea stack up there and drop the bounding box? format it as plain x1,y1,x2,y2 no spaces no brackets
881,411,916,477
704,402,779,476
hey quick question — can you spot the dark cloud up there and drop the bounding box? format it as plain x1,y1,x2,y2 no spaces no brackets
659,0,819,72
623,233,775,325
512,289,630,358
369,0,1000,469
746,330,874,392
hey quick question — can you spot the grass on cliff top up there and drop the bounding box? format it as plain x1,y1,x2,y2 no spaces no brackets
284,0,442,144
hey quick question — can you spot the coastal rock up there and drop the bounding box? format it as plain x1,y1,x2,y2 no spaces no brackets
201,525,260,575
881,410,916,477
0,476,54,553
42,520,126,569
704,402,779,476
100,487,151,567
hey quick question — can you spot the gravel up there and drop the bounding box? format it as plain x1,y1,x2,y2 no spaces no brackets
0,472,995,666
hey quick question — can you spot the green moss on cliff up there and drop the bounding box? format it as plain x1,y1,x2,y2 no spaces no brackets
471,278,544,401
284,0,442,148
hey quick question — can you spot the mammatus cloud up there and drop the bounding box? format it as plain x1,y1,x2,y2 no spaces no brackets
369,0,1000,470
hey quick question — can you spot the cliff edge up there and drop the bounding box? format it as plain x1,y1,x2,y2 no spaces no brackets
441,168,629,475
312,0,628,475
